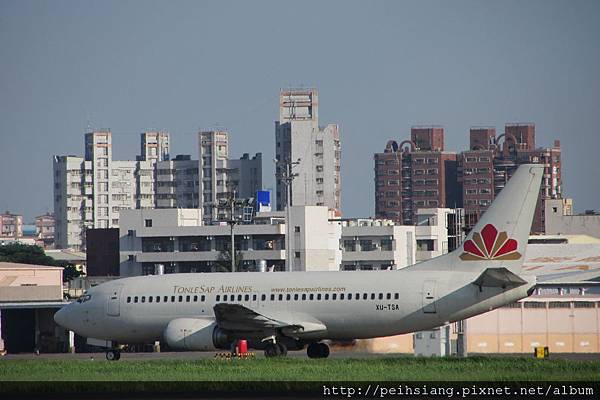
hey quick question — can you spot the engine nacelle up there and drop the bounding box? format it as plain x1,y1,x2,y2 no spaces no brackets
164,318,229,351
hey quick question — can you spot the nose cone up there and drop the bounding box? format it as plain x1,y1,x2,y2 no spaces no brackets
54,307,70,329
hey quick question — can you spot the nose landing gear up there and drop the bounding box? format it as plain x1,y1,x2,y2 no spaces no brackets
105,349,121,361
307,342,330,359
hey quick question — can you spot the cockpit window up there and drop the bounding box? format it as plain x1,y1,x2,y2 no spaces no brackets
77,294,92,303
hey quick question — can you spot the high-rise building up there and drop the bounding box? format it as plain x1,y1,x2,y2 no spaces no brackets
54,129,262,250
155,155,200,209
275,88,341,213
228,153,263,199
374,127,459,225
198,130,230,222
54,130,170,250
459,123,561,233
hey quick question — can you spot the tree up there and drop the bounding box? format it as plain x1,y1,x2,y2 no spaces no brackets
215,248,246,272
0,243,85,282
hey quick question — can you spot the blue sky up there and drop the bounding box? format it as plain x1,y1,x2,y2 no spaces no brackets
1,0,599,221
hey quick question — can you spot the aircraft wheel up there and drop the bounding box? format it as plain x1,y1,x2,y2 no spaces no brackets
105,349,121,361
276,343,288,356
307,343,329,359
264,343,281,358
318,343,330,358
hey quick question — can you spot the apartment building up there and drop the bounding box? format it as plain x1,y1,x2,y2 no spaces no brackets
0,211,23,239
459,124,562,232
118,206,419,276
54,130,262,251
376,123,561,233
35,212,55,248
374,127,460,225
275,88,341,213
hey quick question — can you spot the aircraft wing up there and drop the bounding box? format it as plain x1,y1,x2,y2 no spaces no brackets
213,303,327,337
472,267,528,289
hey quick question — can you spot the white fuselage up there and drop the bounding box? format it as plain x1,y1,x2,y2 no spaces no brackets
56,267,534,344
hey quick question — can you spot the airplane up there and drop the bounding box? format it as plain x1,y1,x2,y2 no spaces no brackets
54,164,543,360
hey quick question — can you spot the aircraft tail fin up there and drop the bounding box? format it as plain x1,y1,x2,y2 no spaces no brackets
416,164,544,274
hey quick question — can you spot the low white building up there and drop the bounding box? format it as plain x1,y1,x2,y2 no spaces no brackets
415,208,464,261
119,206,418,276
338,219,416,271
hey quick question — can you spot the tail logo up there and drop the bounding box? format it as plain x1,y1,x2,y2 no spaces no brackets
460,224,521,261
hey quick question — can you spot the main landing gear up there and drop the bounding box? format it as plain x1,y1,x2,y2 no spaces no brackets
105,349,121,361
264,342,288,357
307,342,330,359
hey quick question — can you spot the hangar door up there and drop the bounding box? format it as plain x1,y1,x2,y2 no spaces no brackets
422,280,437,314
106,285,123,317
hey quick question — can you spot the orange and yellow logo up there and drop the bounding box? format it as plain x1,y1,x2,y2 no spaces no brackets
460,224,521,261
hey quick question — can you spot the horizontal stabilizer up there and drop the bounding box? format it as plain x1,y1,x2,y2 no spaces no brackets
473,267,527,289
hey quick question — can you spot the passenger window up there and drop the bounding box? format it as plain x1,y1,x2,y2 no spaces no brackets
270,294,275,301
148,296,153,303
186,295,190,302
309,294,314,300
294,294,299,301
171,296,175,302
363,294,368,300
394,293,399,300
261,294,266,301
332,294,337,300
317,294,322,300
141,296,145,303
127,297,131,303
201,295,205,302
237,295,242,301
253,294,257,301
378,293,383,300
134,296,138,303
245,294,250,301
386,293,391,300
371,293,375,300
216,295,220,302
193,295,198,302
340,293,345,300
178,296,183,302
325,294,329,300
164,296,168,302
156,296,160,303
278,294,283,301
286,294,291,301
357,293,361,300
302,294,306,301
348,293,352,300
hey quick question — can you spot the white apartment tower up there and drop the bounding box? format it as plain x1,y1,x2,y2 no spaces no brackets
54,131,171,250
275,88,341,213
199,130,229,222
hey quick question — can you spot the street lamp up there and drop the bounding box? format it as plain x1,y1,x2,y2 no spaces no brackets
275,157,300,272
217,192,254,272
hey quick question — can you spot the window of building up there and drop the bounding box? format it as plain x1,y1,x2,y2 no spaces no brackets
295,251,300,258
145,219,153,227
294,226,300,232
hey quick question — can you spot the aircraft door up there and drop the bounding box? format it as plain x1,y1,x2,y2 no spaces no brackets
422,280,437,314
107,285,123,317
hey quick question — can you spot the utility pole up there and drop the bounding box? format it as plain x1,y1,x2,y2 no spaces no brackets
275,158,300,272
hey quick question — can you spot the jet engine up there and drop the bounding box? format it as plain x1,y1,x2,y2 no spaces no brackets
163,318,229,351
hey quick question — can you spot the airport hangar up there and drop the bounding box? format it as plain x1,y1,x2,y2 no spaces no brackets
1,236,600,355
